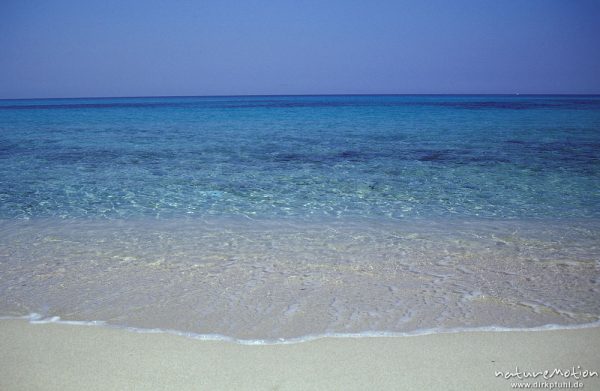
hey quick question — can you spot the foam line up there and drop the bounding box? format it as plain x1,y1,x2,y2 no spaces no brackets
1,313,599,346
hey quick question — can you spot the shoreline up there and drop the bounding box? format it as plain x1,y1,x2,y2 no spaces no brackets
3,313,600,345
2,320,599,390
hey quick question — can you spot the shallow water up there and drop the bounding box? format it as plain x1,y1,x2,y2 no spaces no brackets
1,217,599,340
0,95,599,340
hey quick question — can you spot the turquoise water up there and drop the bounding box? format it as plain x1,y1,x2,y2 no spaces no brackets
1,95,600,340
1,95,599,220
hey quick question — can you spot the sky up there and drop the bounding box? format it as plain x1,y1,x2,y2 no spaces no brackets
1,0,599,99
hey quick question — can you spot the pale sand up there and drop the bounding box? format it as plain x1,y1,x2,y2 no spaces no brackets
1,320,599,390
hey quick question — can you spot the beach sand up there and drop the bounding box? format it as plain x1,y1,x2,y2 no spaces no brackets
1,320,599,390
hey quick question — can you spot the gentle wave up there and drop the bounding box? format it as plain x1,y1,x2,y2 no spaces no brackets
2,313,600,346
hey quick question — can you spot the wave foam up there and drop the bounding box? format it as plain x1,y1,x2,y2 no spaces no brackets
2,313,600,345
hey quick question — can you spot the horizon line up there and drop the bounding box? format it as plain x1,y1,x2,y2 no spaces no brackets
2,92,600,101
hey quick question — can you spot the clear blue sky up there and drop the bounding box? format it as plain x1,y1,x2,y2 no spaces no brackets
1,0,599,98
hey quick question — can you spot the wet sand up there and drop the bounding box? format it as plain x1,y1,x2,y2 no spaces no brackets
1,320,599,391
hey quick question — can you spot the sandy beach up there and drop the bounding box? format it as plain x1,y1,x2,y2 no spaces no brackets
1,320,599,390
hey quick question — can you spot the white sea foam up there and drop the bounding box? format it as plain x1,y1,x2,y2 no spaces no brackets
2,313,600,346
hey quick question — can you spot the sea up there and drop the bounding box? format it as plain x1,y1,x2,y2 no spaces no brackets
1,95,599,343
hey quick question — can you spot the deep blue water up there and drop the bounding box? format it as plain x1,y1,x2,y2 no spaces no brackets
1,95,599,220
